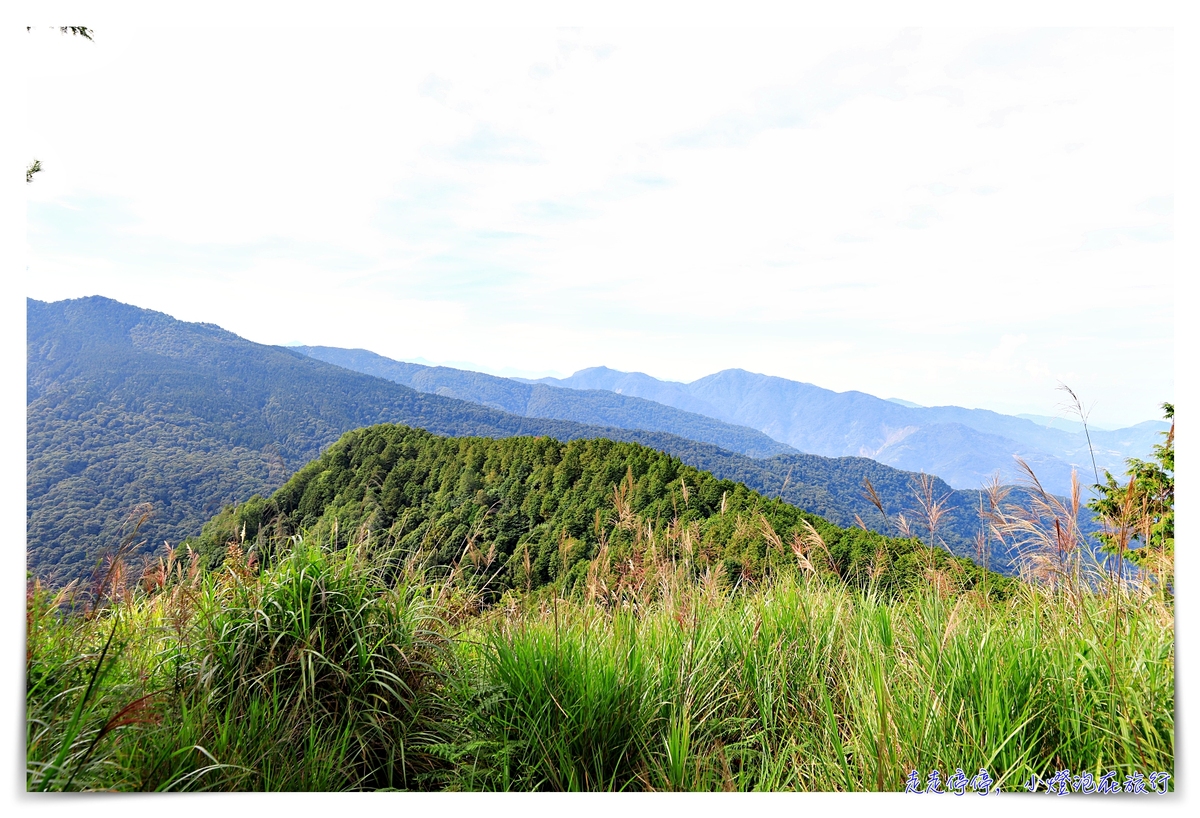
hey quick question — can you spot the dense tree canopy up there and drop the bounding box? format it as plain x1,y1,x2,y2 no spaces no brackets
192,425,1014,601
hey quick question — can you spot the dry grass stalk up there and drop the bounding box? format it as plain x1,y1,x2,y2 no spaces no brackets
613,466,637,531
797,518,839,578
1058,383,1101,486
700,562,726,606
870,542,889,583
758,514,785,555
914,473,949,555
787,531,816,577
982,460,1133,598
863,478,887,519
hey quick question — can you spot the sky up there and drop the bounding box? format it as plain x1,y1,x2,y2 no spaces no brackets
21,24,1174,428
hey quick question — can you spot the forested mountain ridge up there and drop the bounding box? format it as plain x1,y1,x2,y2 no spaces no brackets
28,296,1032,586
291,345,793,459
528,366,1167,495
192,425,1012,600
28,297,731,583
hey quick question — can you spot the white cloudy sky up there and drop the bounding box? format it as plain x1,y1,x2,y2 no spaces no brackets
22,24,1174,428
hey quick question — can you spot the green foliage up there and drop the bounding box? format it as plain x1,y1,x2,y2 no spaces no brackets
471,616,655,790
27,541,1172,791
191,424,1011,601
32,296,1008,582
26,295,765,585
27,540,451,791
28,295,1028,587
449,580,1173,791
193,540,449,789
1087,403,1174,572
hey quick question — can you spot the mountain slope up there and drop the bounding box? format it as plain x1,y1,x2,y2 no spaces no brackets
27,297,728,583
291,346,793,459
532,367,1166,494
31,296,1022,585
190,424,1012,599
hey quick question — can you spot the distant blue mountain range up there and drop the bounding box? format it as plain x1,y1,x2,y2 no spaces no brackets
292,347,794,460
519,367,1167,496
293,347,1165,498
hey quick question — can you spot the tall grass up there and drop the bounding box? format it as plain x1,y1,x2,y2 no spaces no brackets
27,539,452,791
447,570,1172,791
27,522,1173,791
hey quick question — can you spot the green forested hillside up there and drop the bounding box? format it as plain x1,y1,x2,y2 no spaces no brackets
193,425,1010,600
26,297,713,583
28,296,1028,587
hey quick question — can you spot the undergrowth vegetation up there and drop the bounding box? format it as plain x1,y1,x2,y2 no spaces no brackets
27,540,450,791
27,512,1173,791
27,421,1176,791
449,575,1172,791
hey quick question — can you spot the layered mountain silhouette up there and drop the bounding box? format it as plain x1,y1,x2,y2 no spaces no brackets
31,296,1036,585
523,367,1166,496
291,346,793,459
